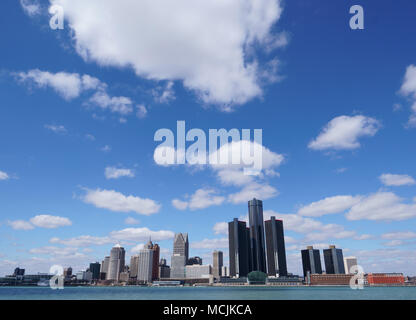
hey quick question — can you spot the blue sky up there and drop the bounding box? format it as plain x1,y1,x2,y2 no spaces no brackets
1,0,416,276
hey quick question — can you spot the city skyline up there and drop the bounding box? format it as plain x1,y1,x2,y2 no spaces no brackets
1,0,416,278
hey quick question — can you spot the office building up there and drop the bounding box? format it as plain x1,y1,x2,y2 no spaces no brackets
89,262,101,280
76,271,92,282
228,218,250,277
13,268,25,277
185,265,212,279
130,255,140,279
248,199,267,273
301,246,322,277
145,240,160,281
221,266,229,277
171,233,189,278
137,248,154,283
265,216,288,277
188,256,203,265
159,259,171,279
324,245,345,274
367,273,405,286
63,267,72,277
213,251,223,278
344,256,358,274
101,256,110,276
107,244,125,281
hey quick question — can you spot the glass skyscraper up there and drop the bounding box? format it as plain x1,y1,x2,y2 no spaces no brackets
301,246,322,277
228,218,250,277
265,216,288,277
248,199,267,273
323,245,345,274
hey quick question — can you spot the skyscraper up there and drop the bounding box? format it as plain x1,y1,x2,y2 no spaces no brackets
344,256,358,274
213,251,223,279
137,248,154,283
324,245,345,274
89,262,101,280
159,258,171,279
107,244,125,281
265,216,288,277
301,246,322,277
248,199,267,273
101,256,110,277
129,255,139,279
171,233,189,278
228,218,250,277
145,240,160,281
187,256,203,265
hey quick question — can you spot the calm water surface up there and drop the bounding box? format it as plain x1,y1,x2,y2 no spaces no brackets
1,286,415,300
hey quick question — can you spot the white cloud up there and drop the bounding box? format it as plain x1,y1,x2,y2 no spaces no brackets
44,124,67,134
82,188,161,215
50,235,111,247
213,222,228,235
298,195,362,217
152,81,175,104
29,215,72,229
346,192,416,221
8,215,71,230
101,145,111,152
131,243,145,254
105,167,135,179
382,231,416,240
399,65,416,127
379,173,416,187
49,0,285,108
191,238,228,249
173,188,225,211
110,227,174,242
20,0,41,17
136,105,148,119
0,171,9,181
308,115,381,151
88,90,133,115
228,182,278,204
8,220,35,231
15,69,102,100
124,217,140,225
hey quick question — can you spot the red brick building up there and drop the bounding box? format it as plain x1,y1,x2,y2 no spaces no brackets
367,273,405,286
309,274,354,286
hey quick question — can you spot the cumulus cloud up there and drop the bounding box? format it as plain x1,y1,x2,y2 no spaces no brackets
228,183,278,204
298,195,362,217
105,167,135,179
29,215,72,229
82,188,161,215
308,115,381,151
20,0,41,17
48,0,285,108
172,188,225,211
213,222,228,235
0,170,9,181
15,69,103,100
124,217,140,225
152,81,175,104
109,227,174,242
346,192,416,221
399,65,416,127
379,173,416,187
87,90,133,115
191,238,229,249
136,105,148,119
50,235,112,247
8,215,71,230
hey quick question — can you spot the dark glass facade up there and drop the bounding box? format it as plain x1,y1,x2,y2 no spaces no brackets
301,247,322,277
228,218,250,277
265,217,288,277
248,199,267,273
323,246,345,274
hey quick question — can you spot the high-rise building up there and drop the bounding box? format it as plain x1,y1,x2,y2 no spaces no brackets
89,262,101,280
13,268,25,277
129,255,140,279
64,267,72,277
187,256,203,265
145,240,160,281
301,246,322,277
265,216,288,277
101,256,110,276
213,251,223,278
137,248,154,283
248,199,267,273
324,245,345,274
228,218,250,277
185,265,212,279
107,244,125,281
221,266,229,277
344,256,358,274
171,233,189,278
159,258,171,279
